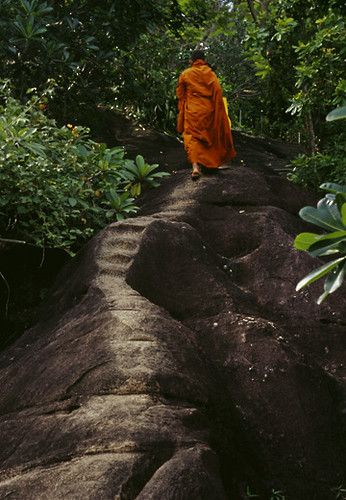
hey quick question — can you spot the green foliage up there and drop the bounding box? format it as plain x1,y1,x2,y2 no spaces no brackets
327,105,346,122
332,484,346,500
115,30,183,132
121,155,169,197
113,0,252,132
2,0,343,147
0,0,183,118
288,150,346,188
287,8,346,115
244,485,286,500
243,0,346,147
244,485,259,498
294,182,346,303
270,490,286,500
288,103,346,189
0,82,168,252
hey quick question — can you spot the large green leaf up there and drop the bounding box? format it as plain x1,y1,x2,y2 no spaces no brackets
309,237,346,257
135,155,145,170
76,144,89,157
143,164,160,176
342,203,346,226
336,194,346,212
299,205,345,231
312,230,346,242
296,256,346,291
317,262,346,304
150,171,170,178
320,182,346,194
124,163,139,176
68,197,77,207
326,106,346,122
294,232,321,250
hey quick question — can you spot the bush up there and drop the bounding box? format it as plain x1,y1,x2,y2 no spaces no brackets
0,81,168,253
288,104,346,189
0,0,181,121
288,150,346,189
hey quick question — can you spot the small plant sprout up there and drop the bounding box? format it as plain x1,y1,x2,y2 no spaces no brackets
270,489,286,500
332,484,346,500
245,485,259,499
120,155,169,196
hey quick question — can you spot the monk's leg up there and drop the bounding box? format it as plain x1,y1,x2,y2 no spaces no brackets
192,162,201,176
183,133,201,177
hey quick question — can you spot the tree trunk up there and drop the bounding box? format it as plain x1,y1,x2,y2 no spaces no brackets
305,110,318,154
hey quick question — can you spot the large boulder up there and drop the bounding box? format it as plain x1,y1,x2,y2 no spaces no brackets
0,164,344,499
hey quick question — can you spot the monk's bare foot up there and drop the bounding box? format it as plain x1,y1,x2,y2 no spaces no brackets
191,163,201,180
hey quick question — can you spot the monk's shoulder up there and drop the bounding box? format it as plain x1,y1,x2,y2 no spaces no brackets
180,64,216,83
181,67,193,78
177,68,189,84
205,66,218,79
182,66,205,81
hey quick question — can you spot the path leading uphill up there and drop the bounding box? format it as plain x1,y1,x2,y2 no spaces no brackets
0,123,345,499
83,108,305,176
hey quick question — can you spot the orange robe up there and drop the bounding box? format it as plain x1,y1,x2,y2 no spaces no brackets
176,59,236,168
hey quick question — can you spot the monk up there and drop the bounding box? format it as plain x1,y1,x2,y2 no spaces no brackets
176,50,236,179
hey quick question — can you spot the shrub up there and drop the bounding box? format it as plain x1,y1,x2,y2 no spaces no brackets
294,106,346,303
288,150,346,189
0,81,169,253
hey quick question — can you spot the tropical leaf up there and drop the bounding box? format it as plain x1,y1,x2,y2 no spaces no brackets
336,194,346,212
150,171,170,178
320,182,346,194
123,163,139,176
68,197,77,207
317,262,346,304
326,106,346,122
309,236,346,257
342,203,346,225
294,232,321,251
299,205,344,231
312,230,346,242
143,164,161,176
296,256,346,291
135,155,145,170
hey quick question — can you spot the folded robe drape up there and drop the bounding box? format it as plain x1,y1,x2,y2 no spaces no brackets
176,59,236,168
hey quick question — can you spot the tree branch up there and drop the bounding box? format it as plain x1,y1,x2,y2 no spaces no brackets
247,0,259,24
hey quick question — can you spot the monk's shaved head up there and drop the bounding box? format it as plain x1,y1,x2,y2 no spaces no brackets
191,49,205,61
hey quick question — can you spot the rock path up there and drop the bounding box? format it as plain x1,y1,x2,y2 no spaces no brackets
0,144,345,499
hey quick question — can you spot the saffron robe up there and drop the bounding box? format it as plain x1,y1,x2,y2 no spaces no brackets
176,59,236,168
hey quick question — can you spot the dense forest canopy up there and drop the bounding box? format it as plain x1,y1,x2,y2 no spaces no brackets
1,0,345,145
